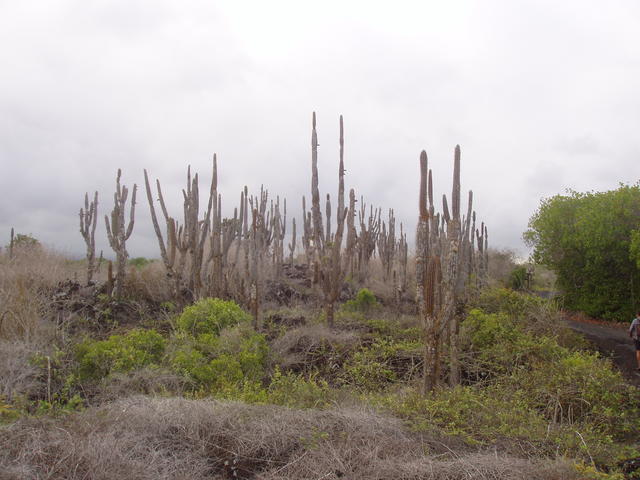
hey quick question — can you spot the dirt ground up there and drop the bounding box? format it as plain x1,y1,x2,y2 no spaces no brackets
564,315,639,386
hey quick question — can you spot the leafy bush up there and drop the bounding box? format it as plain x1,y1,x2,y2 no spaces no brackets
267,368,331,409
461,308,640,442
525,185,640,321
510,350,636,433
381,386,546,444
128,257,151,268
75,329,166,380
507,265,528,291
343,288,380,314
474,287,544,318
7,233,41,253
340,338,421,391
176,298,251,336
169,320,268,391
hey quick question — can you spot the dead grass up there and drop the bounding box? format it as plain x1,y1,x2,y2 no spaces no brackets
0,395,577,480
271,323,360,374
488,248,518,287
95,368,190,403
0,340,44,403
0,248,86,341
124,262,173,304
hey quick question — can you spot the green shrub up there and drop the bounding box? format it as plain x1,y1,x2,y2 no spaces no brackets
343,288,380,315
462,308,640,441
474,288,544,318
169,321,268,391
362,317,421,342
176,298,251,336
75,329,165,380
381,386,546,444
267,368,331,408
510,350,637,435
507,265,528,291
128,257,151,268
378,385,635,465
340,338,421,391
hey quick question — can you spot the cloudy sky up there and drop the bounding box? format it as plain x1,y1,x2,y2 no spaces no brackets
1,0,639,259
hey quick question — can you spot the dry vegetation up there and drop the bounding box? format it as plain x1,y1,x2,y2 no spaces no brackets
0,396,577,480
1,115,638,479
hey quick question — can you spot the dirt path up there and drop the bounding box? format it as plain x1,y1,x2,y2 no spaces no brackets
564,315,639,386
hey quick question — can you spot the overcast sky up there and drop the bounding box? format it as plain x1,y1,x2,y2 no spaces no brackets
1,0,639,259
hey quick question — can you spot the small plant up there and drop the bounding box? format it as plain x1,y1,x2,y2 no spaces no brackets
340,338,421,391
267,368,331,409
35,394,84,416
0,396,20,423
343,288,380,315
473,287,544,318
129,257,151,269
75,328,166,380
176,298,251,336
507,265,528,291
7,233,40,251
160,301,176,312
169,318,268,392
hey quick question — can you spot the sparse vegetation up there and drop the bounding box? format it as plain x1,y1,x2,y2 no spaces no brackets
1,119,638,479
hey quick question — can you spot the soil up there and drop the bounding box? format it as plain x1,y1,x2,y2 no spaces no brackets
564,313,639,386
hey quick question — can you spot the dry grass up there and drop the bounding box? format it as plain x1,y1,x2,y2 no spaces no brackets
0,340,44,402
95,368,190,403
124,261,173,303
271,323,360,373
0,395,577,480
487,248,519,287
0,248,86,341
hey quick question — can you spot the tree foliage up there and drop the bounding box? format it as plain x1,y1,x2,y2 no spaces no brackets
524,185,640,321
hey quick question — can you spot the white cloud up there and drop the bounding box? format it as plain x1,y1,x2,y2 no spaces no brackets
1,0,639,259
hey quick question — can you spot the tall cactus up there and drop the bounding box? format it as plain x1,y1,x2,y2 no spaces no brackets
396,223,409,295
79,191,99,285
416,146,486,391
442,146,462,386
356,200,380,280
104,169,136,297
9,227,14,259
416,150,438,392
378,209,396,281
308,113,356,327
144,156,217,300
289,217,297,266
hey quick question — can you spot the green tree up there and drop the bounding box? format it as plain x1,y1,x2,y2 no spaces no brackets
507,266,528,291
524,184,640,321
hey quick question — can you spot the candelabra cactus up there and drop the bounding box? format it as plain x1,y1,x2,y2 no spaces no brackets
356,199,380,280
378,209,396,281
104,169,137,297
79,191,99,285
301,196,313,267
416,146,487,391
396,223,409,294
8,227,14,259
308,113,356,327
144,157,219,300
289,217,297,266
476,222,489,289
416,150,438,392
